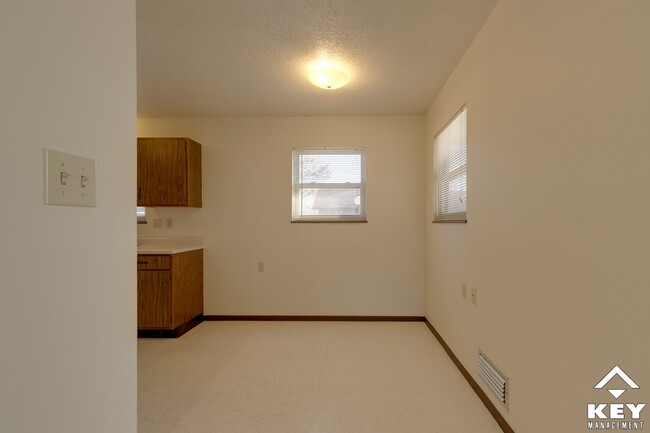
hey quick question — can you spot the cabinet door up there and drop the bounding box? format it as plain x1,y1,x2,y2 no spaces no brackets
186,139,202,207
171,249,204,328
137,270,172,329
137,138,188,206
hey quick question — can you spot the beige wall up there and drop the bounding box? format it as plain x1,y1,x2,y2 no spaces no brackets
425,0,650,431
138,116,426,316
0,1,137,433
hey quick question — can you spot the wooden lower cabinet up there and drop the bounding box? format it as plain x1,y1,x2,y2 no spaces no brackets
137,249,203,337
137,270,172,328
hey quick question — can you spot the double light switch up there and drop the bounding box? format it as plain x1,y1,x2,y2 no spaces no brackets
44,148,96,207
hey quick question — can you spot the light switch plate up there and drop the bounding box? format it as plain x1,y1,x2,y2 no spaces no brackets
44,148,96,207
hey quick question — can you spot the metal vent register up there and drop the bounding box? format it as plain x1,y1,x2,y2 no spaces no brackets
478,351,509,409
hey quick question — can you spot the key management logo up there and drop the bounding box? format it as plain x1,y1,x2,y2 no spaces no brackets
587,366,646,430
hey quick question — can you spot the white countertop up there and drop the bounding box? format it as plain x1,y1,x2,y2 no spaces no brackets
137,245,203,254
137,237,203,255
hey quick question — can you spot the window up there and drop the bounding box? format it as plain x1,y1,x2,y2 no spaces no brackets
292,148,366,222
434,107,467,222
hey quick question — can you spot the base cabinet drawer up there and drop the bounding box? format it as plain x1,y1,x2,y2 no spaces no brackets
137,255,170,270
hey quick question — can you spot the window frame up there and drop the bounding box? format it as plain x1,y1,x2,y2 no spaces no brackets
291,147,367,223
433,106,468,223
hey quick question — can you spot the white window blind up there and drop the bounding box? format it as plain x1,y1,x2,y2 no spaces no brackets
292,148,366,222
434,107,467,222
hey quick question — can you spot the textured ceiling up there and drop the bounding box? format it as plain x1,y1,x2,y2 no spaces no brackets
137,0,498,117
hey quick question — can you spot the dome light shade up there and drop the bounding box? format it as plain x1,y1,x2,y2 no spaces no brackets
309,67,350,90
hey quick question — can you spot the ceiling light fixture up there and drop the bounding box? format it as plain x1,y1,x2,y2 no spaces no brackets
309,67,350,90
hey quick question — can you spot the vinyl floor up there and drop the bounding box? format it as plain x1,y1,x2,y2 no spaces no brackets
138,321,503,433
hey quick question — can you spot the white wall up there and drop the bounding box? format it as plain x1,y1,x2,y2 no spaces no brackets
0,2,136,433
138,116,426,316
425,0,650,431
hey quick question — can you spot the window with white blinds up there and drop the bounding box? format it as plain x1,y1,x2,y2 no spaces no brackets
292,148,366,222
434,107,467,222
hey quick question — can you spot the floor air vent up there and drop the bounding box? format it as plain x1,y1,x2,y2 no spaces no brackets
478,350,509,409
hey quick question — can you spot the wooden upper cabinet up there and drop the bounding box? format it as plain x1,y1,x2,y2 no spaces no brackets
137,137,202,207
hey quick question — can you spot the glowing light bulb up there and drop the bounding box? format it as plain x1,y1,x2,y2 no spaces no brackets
309,67,349,90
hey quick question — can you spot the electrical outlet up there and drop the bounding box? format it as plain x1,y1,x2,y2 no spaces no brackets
462,283,467,299
471,288,477,305
257,261,264,272
153,218,162,229
165,217,172,228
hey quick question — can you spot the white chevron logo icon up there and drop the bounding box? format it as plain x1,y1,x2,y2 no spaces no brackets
594,366,639,399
